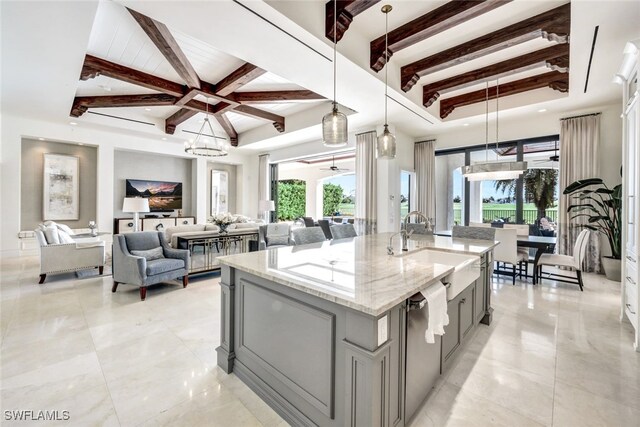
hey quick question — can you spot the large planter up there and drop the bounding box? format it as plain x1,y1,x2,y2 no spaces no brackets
601,256,622,282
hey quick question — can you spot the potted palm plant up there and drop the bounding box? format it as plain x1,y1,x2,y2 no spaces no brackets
564,178,622,281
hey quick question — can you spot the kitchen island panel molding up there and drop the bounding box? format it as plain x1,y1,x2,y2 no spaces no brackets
237,276,336,417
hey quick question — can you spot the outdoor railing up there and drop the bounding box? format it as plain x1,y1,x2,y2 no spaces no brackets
453,207,558,224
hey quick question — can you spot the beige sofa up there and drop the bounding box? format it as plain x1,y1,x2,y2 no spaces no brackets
165,223,261,248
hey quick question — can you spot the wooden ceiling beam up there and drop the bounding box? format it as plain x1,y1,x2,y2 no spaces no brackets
370,0,511,72
401,3,571,92
70,94,178,117
234,90,325,104
326,0,380,42
215,63,266,96
80,54,186,97
423,44,570,107
233,105,285,132
127,8,201,89
439,71,569,119
165,108,199,134
214,113,239,146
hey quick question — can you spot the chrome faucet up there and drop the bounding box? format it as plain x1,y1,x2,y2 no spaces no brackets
403,210,431,231
387,229,414,255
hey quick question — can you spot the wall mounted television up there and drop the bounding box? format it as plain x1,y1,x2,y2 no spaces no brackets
125,179,182,212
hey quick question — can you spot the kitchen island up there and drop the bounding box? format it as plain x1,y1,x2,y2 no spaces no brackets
217,233,497,426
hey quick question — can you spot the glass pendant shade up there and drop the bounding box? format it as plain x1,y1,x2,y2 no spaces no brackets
462,161,528,181
322,105,348,147
377,125,396,159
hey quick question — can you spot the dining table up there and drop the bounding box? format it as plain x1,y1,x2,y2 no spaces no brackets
433,230,557,284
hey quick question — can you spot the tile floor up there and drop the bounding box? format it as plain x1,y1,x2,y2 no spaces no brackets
1,254,638,426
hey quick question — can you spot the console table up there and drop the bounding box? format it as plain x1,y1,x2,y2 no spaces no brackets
176,230,258,274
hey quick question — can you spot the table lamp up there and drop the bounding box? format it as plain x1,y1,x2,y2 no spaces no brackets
259,200,275,223
122,197,150,232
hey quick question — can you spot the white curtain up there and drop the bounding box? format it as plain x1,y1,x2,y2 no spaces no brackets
559,114,601,272
258,154,270,220
355,131,377,234
415,140,436,221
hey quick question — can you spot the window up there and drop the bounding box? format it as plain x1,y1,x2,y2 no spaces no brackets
400,170,415,219
324,174,356,218
435,135,559,232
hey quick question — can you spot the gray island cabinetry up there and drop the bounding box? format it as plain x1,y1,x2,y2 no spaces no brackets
217,233,497,426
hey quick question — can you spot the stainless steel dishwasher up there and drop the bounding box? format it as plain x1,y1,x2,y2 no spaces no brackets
405,289,443,422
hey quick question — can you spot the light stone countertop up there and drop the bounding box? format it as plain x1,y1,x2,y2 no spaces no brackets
218,233,496,316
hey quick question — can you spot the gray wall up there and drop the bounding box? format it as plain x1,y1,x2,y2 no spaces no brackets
20,138,97,230
113,150,192,218
207,162,237,216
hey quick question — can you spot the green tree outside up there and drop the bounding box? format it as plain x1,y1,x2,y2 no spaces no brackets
277,180,306,221
323,183,343,216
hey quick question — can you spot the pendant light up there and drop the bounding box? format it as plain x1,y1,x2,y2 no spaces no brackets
184,98,229,157
322,0,348,147
377,4,396,159
462,79,527,181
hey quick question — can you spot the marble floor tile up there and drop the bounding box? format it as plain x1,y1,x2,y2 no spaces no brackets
553,380,640,427
1,254,637,427
408,382,545,427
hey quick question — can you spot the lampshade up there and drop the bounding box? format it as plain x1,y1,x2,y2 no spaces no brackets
322,105,348,147
259,200,275,211
462,162,528,182
122,197,150,213
377,125,396,159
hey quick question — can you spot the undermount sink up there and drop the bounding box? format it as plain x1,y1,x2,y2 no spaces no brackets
397,248,480,300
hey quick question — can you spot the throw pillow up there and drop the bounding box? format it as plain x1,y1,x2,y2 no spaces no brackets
57,229,75,244
130,247,164,261
42,225,60,244
56,223,75,236
267,235,289,246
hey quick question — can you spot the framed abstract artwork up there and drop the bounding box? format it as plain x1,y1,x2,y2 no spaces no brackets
43,153,79,220
211,170,229,215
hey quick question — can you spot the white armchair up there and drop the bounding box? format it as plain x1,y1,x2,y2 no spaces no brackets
35,229,105,284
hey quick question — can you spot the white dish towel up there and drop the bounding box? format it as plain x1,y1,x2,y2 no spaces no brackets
423,282,449,344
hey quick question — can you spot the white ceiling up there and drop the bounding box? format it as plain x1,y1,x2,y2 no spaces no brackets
1,0,639,153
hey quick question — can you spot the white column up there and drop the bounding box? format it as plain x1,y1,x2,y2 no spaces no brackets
97,145,115,233
192,157,208,223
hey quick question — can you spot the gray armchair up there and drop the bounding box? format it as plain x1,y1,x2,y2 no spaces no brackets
258,224,292,250
112,231,189,301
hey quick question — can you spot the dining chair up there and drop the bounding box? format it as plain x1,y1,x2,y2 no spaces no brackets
504,224,532,274
317,220,333,240
292,227,326,245
493,228,528,285
537,229,590,291
330,224,357,239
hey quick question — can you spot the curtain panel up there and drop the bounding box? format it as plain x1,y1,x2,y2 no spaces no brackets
559,114,601,272
258,154,270,221
415,140,436,221
355,131,377,234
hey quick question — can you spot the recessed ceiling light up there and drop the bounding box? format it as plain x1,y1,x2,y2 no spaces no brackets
463,123,470,127
538,109,547,113
145,108,151,111
78,143,84,146
69,122,77,126
161,137,167,141
38,137,45,141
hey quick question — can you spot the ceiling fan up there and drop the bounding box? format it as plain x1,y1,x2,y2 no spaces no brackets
531,140,559,167
320,156,351,172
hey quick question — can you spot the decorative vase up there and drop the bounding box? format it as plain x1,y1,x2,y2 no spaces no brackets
218,223,229,234
601,256,622,282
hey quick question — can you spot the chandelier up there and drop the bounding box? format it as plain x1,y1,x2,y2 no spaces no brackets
184,98,230,157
